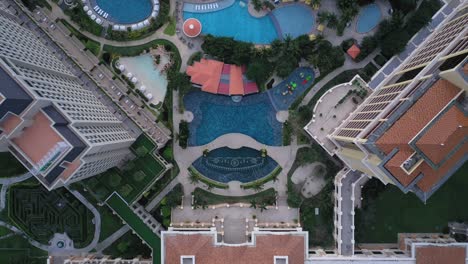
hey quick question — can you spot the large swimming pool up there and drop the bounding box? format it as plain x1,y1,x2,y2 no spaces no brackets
183,0,314,44
95,0,152,24
184,91,282,146
191,147,279,183
356,4,382,33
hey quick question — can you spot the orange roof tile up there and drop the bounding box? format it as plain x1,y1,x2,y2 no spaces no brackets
12,111,65,164
0,114,22,135
186,59,223,94
163,233,305,264
415,106,467,165
416,246,466,264
60,159,82,180
376,79,465,190
347,44,361,59
229,65,244,95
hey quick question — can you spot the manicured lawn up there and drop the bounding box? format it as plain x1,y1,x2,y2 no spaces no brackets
103,230,151,260
356,162,468,243
0,152,27,178
106,193,160,264
0,235,48,264
0,225,11,236
193,188,277,206
163,17,176,36
82,135,166,204
8,181,94,248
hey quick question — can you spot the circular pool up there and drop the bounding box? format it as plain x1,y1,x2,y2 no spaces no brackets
356,4,382,33
191,147,279,183
95,0,153,24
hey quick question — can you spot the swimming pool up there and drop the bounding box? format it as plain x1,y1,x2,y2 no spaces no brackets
271,4,314,39
184,91,282,146
118,54,168,105
356,4,382,33
191,147,279,183
183,0,277,44
183,0,314,44
95,0,152,24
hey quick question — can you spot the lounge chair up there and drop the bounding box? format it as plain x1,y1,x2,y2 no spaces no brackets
93,6,98,11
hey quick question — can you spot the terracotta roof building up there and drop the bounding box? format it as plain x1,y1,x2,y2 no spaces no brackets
326,1,468,202
186,59,259,96
161,230,308,264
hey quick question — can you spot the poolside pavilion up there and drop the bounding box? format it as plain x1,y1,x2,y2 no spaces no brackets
186,59,259,96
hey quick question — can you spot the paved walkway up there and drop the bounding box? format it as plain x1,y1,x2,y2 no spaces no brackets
0,172,32,211
145,176,180,211
94,225,130,253
300,49,381,107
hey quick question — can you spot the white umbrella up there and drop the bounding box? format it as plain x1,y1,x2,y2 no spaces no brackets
81,0,86,3
87,10,92,16
143,20,150,26
119,25,126,31
118,65,125,71
91,14,96,20
83,6,89,11
139,85,146,92
146,93,153,100
113,24,119,30
96,18,102,24
131,77,138,83
126,72,133,78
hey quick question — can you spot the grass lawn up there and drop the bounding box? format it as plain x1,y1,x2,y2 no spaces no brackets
163,17,176,36
0,235,48,264
103,230,151,260
0,226,11,236
356,162,468,243
193,188,277,206
0,152,27,178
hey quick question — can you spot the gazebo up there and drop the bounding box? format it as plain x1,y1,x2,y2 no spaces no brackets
347,44,361,60
183,18,202,38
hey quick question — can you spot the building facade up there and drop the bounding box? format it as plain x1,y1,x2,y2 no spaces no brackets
327,0,467,202
0,13,135,189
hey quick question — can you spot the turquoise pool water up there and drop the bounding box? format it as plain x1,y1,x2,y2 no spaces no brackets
95,0,152,24
356,4,382,33
192,147,279,183
272,4,314,39
119,54,168,105
183,0,277,44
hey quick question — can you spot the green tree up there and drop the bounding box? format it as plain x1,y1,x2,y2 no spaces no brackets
380,30,410,57
246,60,273,86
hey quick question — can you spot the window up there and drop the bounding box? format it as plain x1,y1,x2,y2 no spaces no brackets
274,256,288,264
181,256,195,264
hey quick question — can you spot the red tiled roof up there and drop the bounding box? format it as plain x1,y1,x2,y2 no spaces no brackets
0,113,22,135
376,79,466,191
163,233,305,264
347,44,361,59
183,18,202,38
186,59,258,96
416,245,466,264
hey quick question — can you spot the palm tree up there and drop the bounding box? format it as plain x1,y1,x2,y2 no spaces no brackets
189,174,199,184
259,203,268,212
271,174,279,182
249,199,257,209
310,0,321,8
253,184,264,192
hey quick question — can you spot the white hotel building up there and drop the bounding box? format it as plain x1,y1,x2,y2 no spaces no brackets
0,12,135,189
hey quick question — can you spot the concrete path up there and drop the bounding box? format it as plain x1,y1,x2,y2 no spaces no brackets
0,172,32,211
300,49,381,107
94,225,131,253
144,176,180,211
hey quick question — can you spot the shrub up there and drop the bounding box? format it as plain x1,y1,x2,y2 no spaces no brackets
178,121,189,149
161,206,171,217
133,171,146,182
187,51,203,66
135,146,149,157
162,146,173,161
119,184,133,197
108,173,122,187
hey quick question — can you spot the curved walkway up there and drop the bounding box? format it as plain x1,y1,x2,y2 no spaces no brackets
0,172,32,211
44,0,194,70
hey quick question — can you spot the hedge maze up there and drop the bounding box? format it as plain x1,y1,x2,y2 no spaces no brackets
8,184,93,247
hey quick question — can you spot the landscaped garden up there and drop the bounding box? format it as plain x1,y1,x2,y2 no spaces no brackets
193,187,277,208
81,135,166,204
287,146,342,247
8,180,94,248
355,162,468,243
151,183,183,228
0,152,27,178
102,230,151,260
0,234,48,264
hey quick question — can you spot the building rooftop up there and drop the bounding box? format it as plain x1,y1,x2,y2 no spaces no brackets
376,79,467,195
186,59,258,96
162,231,306,264
415,245,466,264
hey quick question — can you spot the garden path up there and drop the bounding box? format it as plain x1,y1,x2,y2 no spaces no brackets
94,225,131,253
300,49,381,107
0,172,32,211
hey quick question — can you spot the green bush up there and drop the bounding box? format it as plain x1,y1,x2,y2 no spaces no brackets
108,173,122,187
135,146,149,157
178,121,189,149
187,51,203,66
64,5,103,36
119,184,133,197
162,146,173,161
161,206,171,217
133,171,146,182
